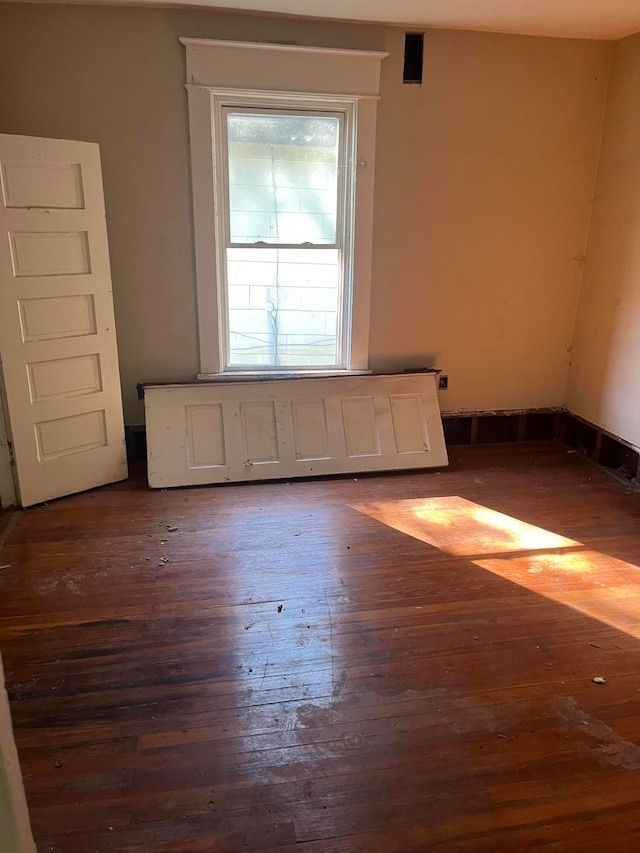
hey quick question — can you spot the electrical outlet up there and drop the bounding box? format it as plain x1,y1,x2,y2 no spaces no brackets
438,374,448,391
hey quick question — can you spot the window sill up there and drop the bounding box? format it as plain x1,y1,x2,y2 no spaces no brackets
196,369,372,382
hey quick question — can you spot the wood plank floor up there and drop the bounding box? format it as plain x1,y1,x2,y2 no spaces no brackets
2,443,640,852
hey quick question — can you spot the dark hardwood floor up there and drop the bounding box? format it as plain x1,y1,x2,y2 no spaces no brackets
2,443,640,852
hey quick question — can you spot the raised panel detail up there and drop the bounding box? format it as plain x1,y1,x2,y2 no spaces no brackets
186,404,225,468
341,395,380,457
18,294,97,342
389,393,430,453
240,401,279,464
292,399,329,460
1,162,84,209
27,354,102,403
35,410,107,461
9,231,91,277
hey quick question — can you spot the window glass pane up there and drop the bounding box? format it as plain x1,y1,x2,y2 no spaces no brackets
226,247,341,367
227,113,339,245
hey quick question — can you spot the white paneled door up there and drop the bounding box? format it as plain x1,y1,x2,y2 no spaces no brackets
0,134,127,507
145,373,448,488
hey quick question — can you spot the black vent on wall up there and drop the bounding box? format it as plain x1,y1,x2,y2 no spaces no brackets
403,33,424,84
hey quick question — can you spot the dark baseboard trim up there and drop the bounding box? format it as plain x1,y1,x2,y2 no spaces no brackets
559,410,639,482
442,407,639,482
441,408,560,447
126,410,561,462
126,409,639,482
125,425,147,463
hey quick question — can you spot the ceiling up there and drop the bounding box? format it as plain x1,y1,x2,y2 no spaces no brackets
18,0,640,40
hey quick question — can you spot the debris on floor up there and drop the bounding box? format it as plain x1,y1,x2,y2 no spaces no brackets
592,676,607,684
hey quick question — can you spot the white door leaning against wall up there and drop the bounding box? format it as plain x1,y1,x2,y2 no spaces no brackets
0,134,127,507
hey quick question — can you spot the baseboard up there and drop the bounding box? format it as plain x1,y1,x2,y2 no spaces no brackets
441,408,560,446
126,410,561,462
125,425,147,462
128,409,562,460
559,410,639,481
126,409,639,483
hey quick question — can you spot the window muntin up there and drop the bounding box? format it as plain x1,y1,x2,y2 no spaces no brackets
217,105,353,371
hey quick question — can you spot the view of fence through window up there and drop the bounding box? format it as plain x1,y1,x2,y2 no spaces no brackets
225,111,343,368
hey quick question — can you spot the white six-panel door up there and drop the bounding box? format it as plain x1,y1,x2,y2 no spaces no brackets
0,134,127,507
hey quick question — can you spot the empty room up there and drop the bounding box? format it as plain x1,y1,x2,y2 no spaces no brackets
1,0,640,850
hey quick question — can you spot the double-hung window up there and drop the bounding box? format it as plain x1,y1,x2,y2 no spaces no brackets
181,39,387,378
221,102,352,370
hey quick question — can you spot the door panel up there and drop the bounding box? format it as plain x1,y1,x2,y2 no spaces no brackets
0,134,127,507
145,373,448,487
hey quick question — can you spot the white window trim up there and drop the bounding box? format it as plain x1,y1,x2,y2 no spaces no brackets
216,97,352,373
180,38,388,379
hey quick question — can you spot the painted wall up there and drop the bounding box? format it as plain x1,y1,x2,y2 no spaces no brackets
0,4,611,423
564,32,640,450
0,655,36,853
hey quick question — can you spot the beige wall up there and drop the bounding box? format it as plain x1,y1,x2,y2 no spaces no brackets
0,4,611,423
564,32,640,450
371,28,610,416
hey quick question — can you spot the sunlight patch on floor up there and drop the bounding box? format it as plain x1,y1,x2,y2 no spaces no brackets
353,496,640,639
473,552,640,636
353,496,578,556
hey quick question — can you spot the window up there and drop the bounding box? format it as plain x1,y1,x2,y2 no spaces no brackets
181,38,387,378
223,104,351,369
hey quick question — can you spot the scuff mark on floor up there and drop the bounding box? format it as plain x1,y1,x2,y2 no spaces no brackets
555,696,640,770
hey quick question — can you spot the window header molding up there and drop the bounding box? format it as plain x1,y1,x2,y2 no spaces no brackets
179,37,388,59
179,37,388,97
